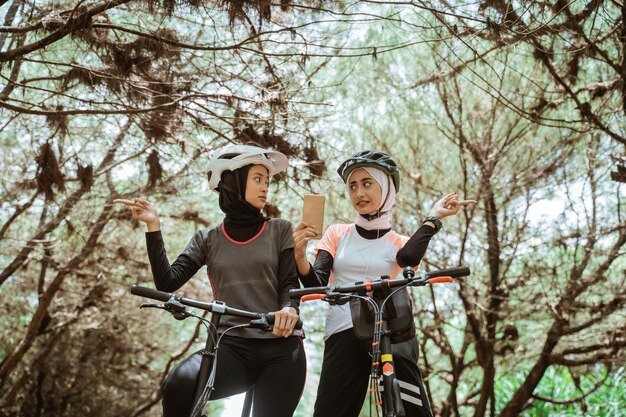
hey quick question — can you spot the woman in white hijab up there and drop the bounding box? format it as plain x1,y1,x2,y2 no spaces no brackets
293,150,475,417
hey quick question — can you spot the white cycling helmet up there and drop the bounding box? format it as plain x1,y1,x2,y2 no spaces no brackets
206,145,289,192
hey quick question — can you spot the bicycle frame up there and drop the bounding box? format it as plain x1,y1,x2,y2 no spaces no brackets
130,285,301,417
290,265,470,417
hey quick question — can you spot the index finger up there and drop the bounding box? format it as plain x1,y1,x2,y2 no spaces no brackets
439,193,457,205
112,199,137,206
458,199,477,206
294,222,310,231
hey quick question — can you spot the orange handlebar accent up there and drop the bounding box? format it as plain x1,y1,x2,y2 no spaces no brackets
365,280,372,291
428,276,453,284
300,294,326,302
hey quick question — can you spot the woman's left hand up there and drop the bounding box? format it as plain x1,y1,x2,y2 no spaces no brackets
271,307,299,338
428,193,477,219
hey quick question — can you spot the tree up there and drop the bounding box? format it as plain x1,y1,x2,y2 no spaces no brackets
303,11,625,414
0,1,326,414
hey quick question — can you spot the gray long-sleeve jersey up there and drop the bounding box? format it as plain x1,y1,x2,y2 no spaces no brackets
146,218,299,338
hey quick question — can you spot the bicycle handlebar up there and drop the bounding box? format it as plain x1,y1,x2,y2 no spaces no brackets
131,285,172,302
410,265,470,280
131,285,303,329
289,266,470,299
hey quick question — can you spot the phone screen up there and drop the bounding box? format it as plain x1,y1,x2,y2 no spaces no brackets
302,194,325,239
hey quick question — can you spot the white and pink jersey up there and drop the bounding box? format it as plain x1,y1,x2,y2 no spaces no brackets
315,223,411,340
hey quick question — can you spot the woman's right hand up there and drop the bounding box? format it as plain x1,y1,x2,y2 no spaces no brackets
113,198,160,231
428,193,476,219
292,222,318,260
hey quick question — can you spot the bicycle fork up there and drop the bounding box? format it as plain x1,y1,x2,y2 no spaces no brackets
190,305,223,417
373,317,405,417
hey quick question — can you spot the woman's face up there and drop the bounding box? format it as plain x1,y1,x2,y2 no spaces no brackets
245,165,270,210
347,168,382,215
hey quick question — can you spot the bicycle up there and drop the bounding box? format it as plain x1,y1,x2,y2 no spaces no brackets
130,285,303,417
289,265,470,417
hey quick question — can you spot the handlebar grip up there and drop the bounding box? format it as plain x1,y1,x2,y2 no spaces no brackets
427,277,454,284
131,285,172,302
426,266,470,279
301,294,326,302
265,314,304,330
289,286,328,299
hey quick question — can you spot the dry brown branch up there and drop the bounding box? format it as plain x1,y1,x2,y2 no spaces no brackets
0,202,114,389
0,0,134,62
0,191,40,240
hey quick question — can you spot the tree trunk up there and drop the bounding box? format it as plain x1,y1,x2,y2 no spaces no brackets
0,0,22,51
475,187,501,417
622,1,626,116
498,327,562,417
475,356,495,417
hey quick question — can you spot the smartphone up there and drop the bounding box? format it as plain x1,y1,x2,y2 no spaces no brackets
302,194,325,239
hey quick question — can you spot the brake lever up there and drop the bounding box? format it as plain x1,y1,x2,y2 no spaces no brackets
249,314,271,331
139,298,191,320
407,277,428,287
327,294,351,306
140,303,165,310
249,315,306,339
164,298,191,320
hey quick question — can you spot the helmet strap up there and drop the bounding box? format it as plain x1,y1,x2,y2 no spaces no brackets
360,210,387,221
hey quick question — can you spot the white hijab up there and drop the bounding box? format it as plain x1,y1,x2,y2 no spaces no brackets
347,167,396,230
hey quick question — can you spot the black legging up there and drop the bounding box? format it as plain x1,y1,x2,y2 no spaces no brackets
162,335,306,417
313,328,433,417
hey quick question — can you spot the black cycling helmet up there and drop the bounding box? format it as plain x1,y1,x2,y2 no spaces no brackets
337,150,400,191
